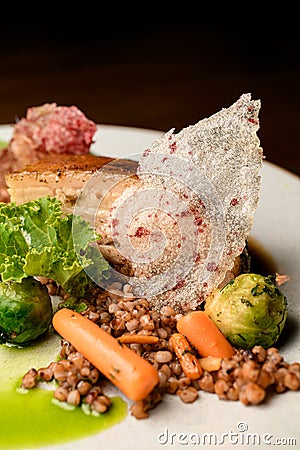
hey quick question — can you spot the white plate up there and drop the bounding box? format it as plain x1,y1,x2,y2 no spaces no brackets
0,124,300,450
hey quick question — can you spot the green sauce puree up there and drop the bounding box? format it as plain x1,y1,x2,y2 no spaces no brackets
0,332,127,449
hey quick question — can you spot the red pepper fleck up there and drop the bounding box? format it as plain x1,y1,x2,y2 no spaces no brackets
174,279,185,289
207,262,217,272
180,209,191,218
194,252,201,262
111,218,119,227
169,141,177,153
230,198,238,206
248,118,258,125
133,226,150,238
194,217,203,227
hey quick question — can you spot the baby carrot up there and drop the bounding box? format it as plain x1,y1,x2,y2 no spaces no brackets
170,333,203,380
117,334,159,345
52,308,159,401
176,311,235,358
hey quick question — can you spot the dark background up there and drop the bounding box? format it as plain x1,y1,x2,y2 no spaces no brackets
0,7,299,175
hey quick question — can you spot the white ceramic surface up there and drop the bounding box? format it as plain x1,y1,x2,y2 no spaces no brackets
0,124,299,450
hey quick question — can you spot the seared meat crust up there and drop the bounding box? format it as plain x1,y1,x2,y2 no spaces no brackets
6,153,138,212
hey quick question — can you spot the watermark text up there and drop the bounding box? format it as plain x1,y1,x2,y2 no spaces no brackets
157,423,297,446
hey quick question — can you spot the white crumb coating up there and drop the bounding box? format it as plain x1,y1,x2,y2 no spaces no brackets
110,94,263,311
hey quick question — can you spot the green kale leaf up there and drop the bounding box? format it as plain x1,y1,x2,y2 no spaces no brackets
0,197,109,301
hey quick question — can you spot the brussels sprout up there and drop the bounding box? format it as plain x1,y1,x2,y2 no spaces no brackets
0,277,53,345
204,273,288,349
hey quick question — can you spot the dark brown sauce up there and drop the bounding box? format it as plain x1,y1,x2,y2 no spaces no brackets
248,236,278,276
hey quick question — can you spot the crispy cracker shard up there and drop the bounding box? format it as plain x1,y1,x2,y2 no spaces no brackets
111,94,263,311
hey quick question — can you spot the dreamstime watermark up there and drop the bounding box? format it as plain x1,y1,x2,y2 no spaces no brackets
157,422,297,446
72,152,226,296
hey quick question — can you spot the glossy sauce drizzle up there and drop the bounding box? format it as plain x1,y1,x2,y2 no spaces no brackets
248,236,278,276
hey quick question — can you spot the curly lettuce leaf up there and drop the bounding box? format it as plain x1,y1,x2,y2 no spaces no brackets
0,197,109,300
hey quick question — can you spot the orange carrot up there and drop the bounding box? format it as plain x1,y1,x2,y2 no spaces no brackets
176,311,235,358
52,308,159,401
117,334,159,345
170,333,203,380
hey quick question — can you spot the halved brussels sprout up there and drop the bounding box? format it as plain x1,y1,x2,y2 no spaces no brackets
204,273,288,349
0,277,53,345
